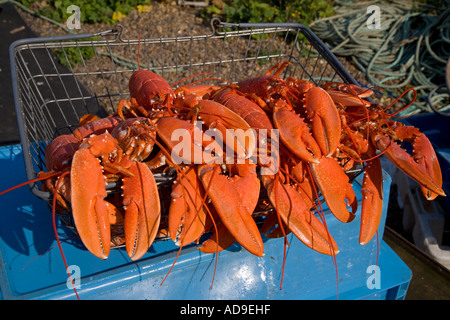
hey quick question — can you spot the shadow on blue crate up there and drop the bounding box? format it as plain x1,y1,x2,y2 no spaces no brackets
0,144,412,300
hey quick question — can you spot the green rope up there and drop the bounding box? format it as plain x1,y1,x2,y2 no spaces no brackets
311,0,450,116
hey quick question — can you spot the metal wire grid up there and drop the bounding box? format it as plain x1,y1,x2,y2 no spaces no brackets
10,20,358,202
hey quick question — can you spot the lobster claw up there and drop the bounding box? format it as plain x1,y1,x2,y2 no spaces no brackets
196,100,257,161
198,163,264,257
371,128,446,197
70,134,116,259
325,90,371,108
122,161,161,261
198,219,237,254
260,211,291,238
359,157,384,245
168,166,208,247
304,87,341,157
174,96,257,161
71,132,160,260
323,82,373,108
273,99,322,163
309,156,357,223
155,117,224,165
264,176,339,255
413,134,444,200
198,163,260,254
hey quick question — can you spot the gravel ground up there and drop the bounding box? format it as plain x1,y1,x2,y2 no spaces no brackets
18,1,208,38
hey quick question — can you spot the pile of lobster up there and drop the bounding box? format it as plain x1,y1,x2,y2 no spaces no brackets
20,61,447,264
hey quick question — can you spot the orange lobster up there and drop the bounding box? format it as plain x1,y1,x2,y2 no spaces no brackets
208,85,339,256
52,114,162,260
128,69,175,110
70,131,161,260
236,62,357,231
127,68,265,260
2,58,446,300
39,116,123,210
198,163,264,257
327,82,446,244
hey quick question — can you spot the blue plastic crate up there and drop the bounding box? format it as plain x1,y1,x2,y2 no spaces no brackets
0,144,411,300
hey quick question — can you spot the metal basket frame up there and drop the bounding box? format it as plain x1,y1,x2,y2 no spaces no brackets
9,19,359,203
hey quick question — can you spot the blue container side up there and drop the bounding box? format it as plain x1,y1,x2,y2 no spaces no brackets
333,241,412,300
0,144,411,300
401,113,450,150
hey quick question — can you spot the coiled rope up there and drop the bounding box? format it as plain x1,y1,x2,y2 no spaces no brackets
310,0,450,116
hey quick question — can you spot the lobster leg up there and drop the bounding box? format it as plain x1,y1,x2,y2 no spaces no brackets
309,156,357,223
122,161,161,261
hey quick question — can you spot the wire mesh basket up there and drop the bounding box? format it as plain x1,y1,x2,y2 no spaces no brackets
10,19,361,245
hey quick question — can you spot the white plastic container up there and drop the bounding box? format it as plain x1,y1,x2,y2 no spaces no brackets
394,168,450,270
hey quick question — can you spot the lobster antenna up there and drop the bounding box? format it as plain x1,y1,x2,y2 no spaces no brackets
170,72,213,87
368,231,380,289
151,137,220,289
0,171,63,196
53,171,80,300
387,88,417,117
22,236,77,271
200,167,220,290
305,164,339,300
272,175,288,290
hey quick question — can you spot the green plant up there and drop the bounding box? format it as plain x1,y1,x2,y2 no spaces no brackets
202,0,335,26
17,0,151,24
283,0,335,25
222,0,282,23
54,38,98,68
17,1,150,67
